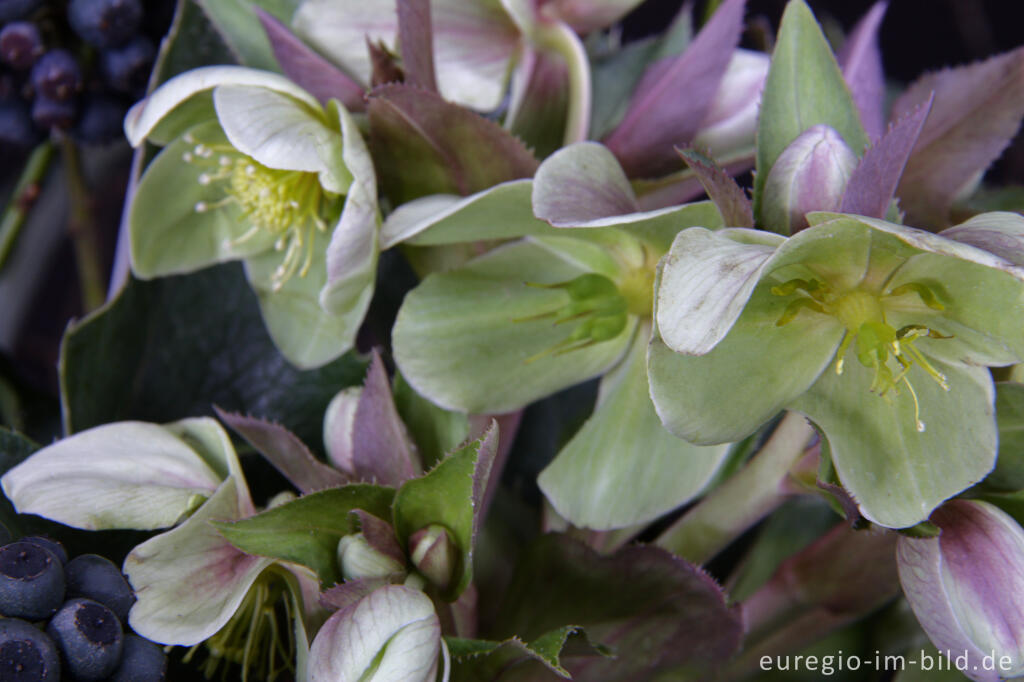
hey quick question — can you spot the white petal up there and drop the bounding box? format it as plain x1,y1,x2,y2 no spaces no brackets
1,421,222,531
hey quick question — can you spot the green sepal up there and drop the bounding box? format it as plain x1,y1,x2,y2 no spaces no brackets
446,626,611,680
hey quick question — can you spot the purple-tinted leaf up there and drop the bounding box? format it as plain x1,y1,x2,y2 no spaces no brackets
497,534,742,681
320,577,389,611
214,406,349,494
840,94,933,219
468,422,499,544
368,38,405,87
816,481,863,525
894,46,1024,228
397,0,438,92
635,157,754,210
603,0,747,178
838,2,888,141
368,83,539,203
507,48,571,159
677,147,753,227
255,8,365,112
350,508,406,566
941,211,1024,266
352,350,422,486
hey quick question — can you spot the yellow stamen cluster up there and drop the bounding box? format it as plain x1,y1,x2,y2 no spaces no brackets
183,132,333,291
772,277,951,432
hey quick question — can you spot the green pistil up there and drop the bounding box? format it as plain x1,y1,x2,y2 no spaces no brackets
184,569,295,682
772,276,951,432
183,132,337,291
619,266,655,317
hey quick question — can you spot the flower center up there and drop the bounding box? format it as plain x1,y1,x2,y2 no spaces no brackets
184,569,296,682
771,277,951,432
183,131,338,291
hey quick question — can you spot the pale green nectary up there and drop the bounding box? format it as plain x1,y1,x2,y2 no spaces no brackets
125,66,379,369
651,212,1024,528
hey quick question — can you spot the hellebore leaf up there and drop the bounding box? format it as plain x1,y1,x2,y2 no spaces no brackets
393,238,635,413
393,372,471,472
677,147,753,227
60,264,366,447
754,0,868,221
125,477,273,645
893,46,1024,229
792,355,997,529
941,211,1024,267
392,423,499,600
215,407,348,493
368,83,539,203
256,8,365,110
603,0,746,178
539,324,731,529
213,484,395,586
447,627,611,681
0,420,224,531
840,94,933,219
193,0,296,71
837,1,888,141
984,381,1024,493
496,534,742,681
351,351,422,486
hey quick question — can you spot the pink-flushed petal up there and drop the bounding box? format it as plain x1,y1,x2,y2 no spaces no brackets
0,421,222,531
320,578,388,611
308,585,440,682
603,0,747,177
533,142,638,225
691,49,769,161
941,211,1024,266
398,0,438,92
838,2,888,141
256,8,365,111
352,350,422,485
124,478,273,645
215,407,349,494
840,94,933,219
893,46,1024,228
544,0,644,34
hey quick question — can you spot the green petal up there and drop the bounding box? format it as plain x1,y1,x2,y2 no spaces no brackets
649,283,843,444
244,228,353,369
539,324,731,529
129,121,276,278
213,84,351,194
393,238,636,413
792,352,997,529
125,65,322,147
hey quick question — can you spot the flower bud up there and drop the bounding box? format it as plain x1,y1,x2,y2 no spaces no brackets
897,499,1024,682
409,524,458,592
761,124,857,235
337,533,405,581
323,387,361,474
692,49,770,160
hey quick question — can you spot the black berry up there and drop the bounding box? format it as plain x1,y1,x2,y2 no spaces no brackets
0,617,61,681
64,554,135,623
31,49,83,101
0,542,65,621
106,635,167,682
46,598,123,681
68,0,144,48
0,22,44,71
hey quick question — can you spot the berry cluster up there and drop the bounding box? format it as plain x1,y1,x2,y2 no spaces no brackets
0,0,172,149
0,536,167,681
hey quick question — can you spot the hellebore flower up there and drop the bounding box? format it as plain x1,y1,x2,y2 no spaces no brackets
125,65,379,369
690,49,771,163
897,499,1024,681
1,418,320,680
651,212,1024,528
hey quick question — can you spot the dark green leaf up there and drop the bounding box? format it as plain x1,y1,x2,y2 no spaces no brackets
393,371,469,472
213,483,394,585
59,264,366,450
447,626,611,681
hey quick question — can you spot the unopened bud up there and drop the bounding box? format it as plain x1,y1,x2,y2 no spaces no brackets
409,524,458,592
337,533,405,581
761,124,857,235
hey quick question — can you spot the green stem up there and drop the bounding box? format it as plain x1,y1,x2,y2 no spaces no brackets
655,411,814,563
60,136,106,312
0,141,54,271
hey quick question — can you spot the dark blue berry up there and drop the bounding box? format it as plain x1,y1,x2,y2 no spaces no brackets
31,49,82,101
106,635,167,682
0,22,43,71
68,0,143,48
45,598,123,681
31,93,78,130
0,0,42,23
64,554,135,623
19,537,67,566
0,542,65,621
0,617,60,681
100,36,153,95
74,93,127,144
0,98,36,150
